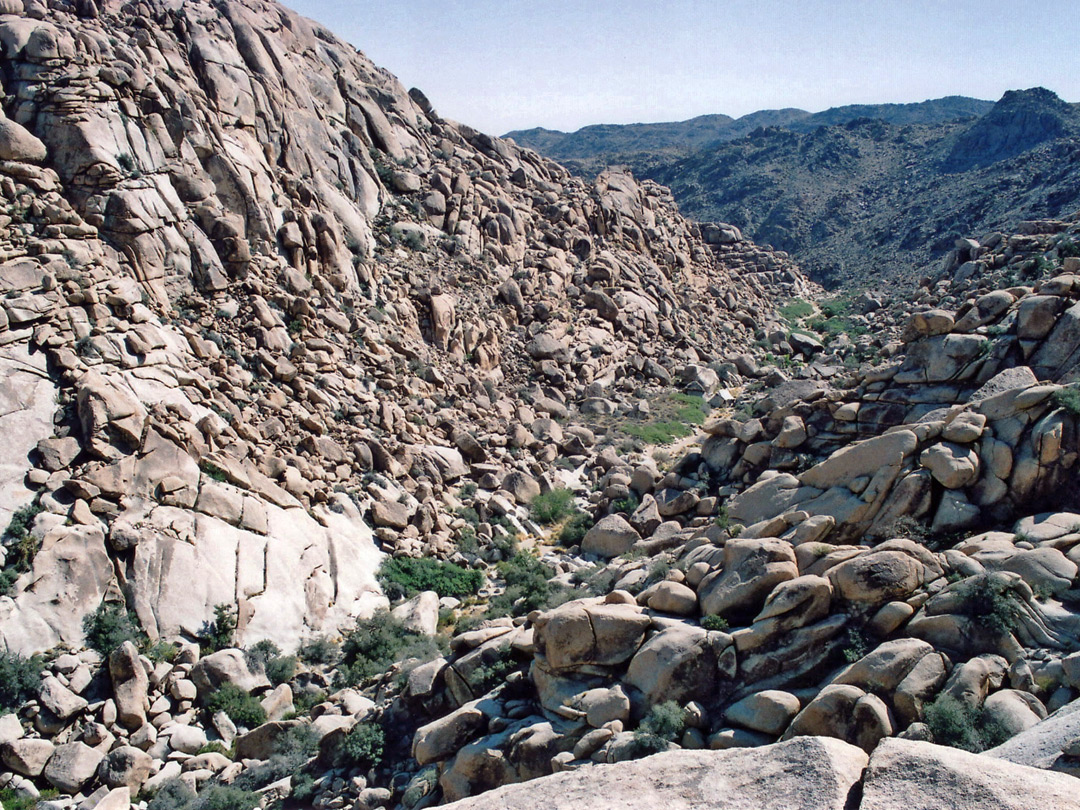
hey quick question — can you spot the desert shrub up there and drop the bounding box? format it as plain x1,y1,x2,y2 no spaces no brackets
196,785,261,810
204,684,266,729
244,640,295,686
0,650,43,713
290,689,328,717
233,724,320,791
700,614,729,631
634,701,685,754
265,655,296,686
376,557,483,601
1052,385,1080,418
558,511,593,545
336,722,384,771
196,742,231,757
1,501,45,596
924,693,1010,752
956,575,1019,636
200,603,237,653
611,492,640,514
485,552,567,618
146,778,197,810
530,488,575,525
337,611,443,687
298,635,340,666
82,603,143,655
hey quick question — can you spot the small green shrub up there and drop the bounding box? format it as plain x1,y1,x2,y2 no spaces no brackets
200,603,237,653
1,501,45,596
244,639,280,669
204,683,266,729
265,655,296,686
297,635,340,666
196,741,231,757
197,785,262,810
558,511,593,546
924,693,1010,752
376,557,483,601
336,722,384,771
956,575,1019,636
530,488,576,525
700,615,729,631
1052,385,1080,418
146,778,197,810
484,552,567,618
337,611,443,687
779,298,814,321
82,602,143,655
612,492,641,514
634,701,685,755
0,650,43,713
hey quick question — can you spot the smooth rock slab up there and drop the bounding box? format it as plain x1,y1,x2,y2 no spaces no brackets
439,736,868,810
862,737,1080,809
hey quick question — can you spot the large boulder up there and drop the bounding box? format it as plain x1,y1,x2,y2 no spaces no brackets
109,641,149,729
533,597,651,672
624,624,733,705
828,550,923,606
698,539,798,621
438,736,868,810
581,515,641,558
190,648,270,697
43,742,105,793
862,737,1080,809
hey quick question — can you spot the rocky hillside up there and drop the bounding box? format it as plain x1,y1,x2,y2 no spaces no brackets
0,0,811,657
3,2,1080,810
512,89,1080,289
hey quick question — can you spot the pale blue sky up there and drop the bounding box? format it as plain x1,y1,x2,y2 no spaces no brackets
283,0,1080,136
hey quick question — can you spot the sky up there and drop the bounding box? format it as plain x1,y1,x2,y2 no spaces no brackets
283,0,1080,136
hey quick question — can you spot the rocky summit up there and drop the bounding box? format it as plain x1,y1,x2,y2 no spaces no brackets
1,2,1080,810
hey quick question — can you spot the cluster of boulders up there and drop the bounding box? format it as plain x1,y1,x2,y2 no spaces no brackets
0,636,401,810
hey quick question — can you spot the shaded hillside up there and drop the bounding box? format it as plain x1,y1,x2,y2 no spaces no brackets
650,88,1080,287
505,96,992,176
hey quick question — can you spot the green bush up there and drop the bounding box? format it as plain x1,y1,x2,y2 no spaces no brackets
337,611,443,687
530,488,576,525
146,779,197,810
265,655,296,687
924,693,1010,752
82,602,143,655
297,635,340,666
1052,385,1080,418
205,683,266,729
196,785,262,810
558,511,593,546
376,556,483,601
634,701,685,755
484,552,567,618
956,575,1019,636
336,722,384,771
0,650,43,713
1,501,45,596
779,298,814,321
200,603,237,653
700,614,729,631
244,640,295,686
232,724,320,792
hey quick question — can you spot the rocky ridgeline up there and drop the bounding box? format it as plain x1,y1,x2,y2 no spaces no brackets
0,0,812,655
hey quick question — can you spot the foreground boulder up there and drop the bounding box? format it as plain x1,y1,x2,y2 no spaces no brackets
440,737,868,810
861,737,1080,809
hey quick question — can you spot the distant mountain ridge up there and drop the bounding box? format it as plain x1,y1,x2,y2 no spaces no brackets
504,96,994,168
508,90,1080,288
